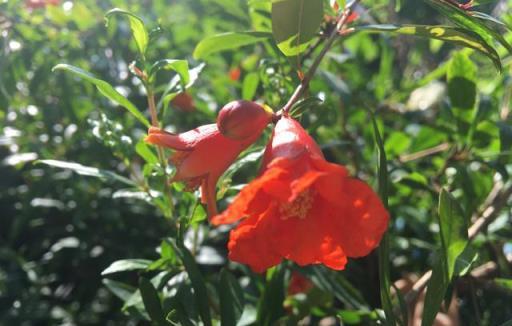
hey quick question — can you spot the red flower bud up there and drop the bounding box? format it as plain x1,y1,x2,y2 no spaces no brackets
217,100,273,141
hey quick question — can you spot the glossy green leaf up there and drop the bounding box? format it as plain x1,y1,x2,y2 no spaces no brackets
38,159,136,187
169,240,212,326
52,64,150,127
438,189,469,279
105,8,149,58
271,0,323,56
358,24,501,70
426,0,511,62
150,59,190,86
193,32,271,59
139,277,167,325
136,140,159,164
101,259,153,275
218,269,245,326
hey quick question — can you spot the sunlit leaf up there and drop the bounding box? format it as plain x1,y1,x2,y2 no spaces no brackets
193,32,271,59
105,8,149,59
52,64,150,127
358,24,501,70
38,159,136,187
150,59,190,87
101,259,153,275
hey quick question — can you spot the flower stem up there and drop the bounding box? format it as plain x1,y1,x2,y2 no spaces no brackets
281,0,361,115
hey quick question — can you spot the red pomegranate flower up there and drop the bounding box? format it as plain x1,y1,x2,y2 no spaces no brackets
212,115,389,273
145,101,272,218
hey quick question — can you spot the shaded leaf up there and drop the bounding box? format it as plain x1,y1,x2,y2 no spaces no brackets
422,255,449,326
139,277,167,325
168,239,212,326
438,189,469,279
271,0,323,57
218,269,245,326
370,113,396,325
256,265,287,326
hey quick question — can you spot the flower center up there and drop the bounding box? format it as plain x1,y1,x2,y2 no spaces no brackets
279,189,314,220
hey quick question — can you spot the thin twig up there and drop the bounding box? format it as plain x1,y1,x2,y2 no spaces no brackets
279,0,361,115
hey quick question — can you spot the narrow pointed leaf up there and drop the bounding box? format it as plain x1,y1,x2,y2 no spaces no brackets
105,8,149,58
193,32,271,59
370,113,396,325
218,269,245,326
168,240,212,326
52,64,150,127
358,24,501,70
38,159,136,187
438,189,469,278
139,277,167,326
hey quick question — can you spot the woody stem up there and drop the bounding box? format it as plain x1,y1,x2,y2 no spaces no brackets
281,0,361,114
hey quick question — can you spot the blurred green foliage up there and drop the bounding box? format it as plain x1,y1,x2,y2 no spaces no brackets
1,0,512,325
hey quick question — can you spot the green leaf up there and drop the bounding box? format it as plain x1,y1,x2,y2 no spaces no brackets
256,265,287,326
358,24,501,70
438,189,469,279
101,259,153,275
305,266,366,309
168,240,212,326
38,159,136,187
103,279,137,302
447,51,476,111
218,269,245,326
139,277,167,325
370,113,396,325
495,278,512,291
150,59,190,87
52,64,150,127
193,32,271,59
426,0,511,64
136,139,159,164
105,8,149,59
422,254,450,326
271,0,323,57
242,72,260,100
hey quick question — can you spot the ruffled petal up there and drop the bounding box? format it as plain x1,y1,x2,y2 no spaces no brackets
268,194,348,270
227,205,283,273
211,167,285,225
333,178,389,257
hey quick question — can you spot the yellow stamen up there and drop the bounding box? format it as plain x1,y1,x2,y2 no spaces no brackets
279,190,314,220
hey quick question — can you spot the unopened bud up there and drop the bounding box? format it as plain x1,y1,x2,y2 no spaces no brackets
217,100,273,141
